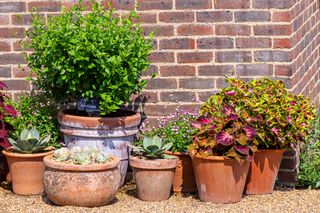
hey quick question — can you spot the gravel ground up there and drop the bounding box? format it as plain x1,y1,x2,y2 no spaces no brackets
0,179,319,213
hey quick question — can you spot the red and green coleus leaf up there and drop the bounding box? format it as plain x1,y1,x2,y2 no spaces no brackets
2,104,17,117
243,125,256,140
216,131,234,146
235,145,249,155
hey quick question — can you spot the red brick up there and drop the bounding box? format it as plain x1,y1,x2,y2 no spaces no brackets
179,78,214,89
160,92,196,102
253,0,295,9
143,104,178,116
177,24,213,36
12,65,31,78
0,28,25,38
146,78,177,90
216,24,251,36
176,0,212,9
216,78,230,88
62,0,93,10
196,11,232,23
273,38,291,49
160,66,196,77
254,51,292,62
198,91,217,101
235,11,271,22
160,38,195,49
137,0,172,10
198,65,234,76
197,38,234,49
138,13,157,24
159,12,194,23
216,51,252,63
236,64,273,76
272,11,292,22
254,25,292,36
142,25,174,37
28,1,61,12
13,40,32,51
236,38,271,48
215,0,250,9
275,65,292,76
0,53,25,64
143,65,158,76
11,14,34,25
101,0,135,10
0,15,10,25
3,80,30,90
0,66,11,78
0,2,26,13
177,52,213,63
148,52,174,63
0,41,10,52
131,91,158,103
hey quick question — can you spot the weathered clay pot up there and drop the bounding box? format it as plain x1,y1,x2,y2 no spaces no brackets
166,151,197,193
2,150,54,195
245,149,284,195
192,155,250,203
130,156,178,201
58,108,141,186
44,155,120,207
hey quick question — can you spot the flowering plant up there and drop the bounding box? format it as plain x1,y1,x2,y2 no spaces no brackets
140,107,198,153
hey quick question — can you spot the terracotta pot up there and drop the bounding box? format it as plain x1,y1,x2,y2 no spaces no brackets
245,149,284,195
2,150,54,195
130,156,178,201
44,155,120,207
165,151,197,193
192,155,250,203
58,108,141,186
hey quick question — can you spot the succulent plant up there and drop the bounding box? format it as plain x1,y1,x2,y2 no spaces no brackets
7,127,54,154
132,136,174,159
53,147,111,165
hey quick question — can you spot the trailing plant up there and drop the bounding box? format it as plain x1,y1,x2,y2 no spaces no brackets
7,127,54,154
132,136,174,159
53,147,110,165
0,81,17,148
4,93,61,148
298,116,320,188
25,1,154,115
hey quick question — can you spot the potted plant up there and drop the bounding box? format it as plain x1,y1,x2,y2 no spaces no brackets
130,136,178,201
212,78,316,195
189,93,257,203
2,127,54,195
24,1,154,185
141,107,198,193
44,146,120,207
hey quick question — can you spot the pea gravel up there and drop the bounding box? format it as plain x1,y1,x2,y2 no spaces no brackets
0,180,319,213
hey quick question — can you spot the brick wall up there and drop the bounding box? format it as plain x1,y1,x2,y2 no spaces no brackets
0,0,319,186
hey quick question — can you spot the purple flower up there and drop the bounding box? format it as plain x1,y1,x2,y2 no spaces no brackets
216,131,234,146
225,91,236,96
235,145,249,155
228,114,239,121
243,126,256,140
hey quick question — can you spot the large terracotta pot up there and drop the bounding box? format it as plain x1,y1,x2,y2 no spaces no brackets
192,155,250,203
2,150,54,195
44,155,120,207
245,149,284,195
58,108,141,186
166,151,197,193
130,156,178,201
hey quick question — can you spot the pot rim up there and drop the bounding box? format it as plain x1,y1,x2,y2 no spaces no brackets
165,151,189,156
44,155,120,172
2,150,54,158
130,156,178,170
256,149,285,153
193,154,249,162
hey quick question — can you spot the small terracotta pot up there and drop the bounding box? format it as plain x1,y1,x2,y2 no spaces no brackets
245,149,284,195
2,150,54,195
165,151,197,193
192,155,250,203
44,155,121,207
130,156,178,201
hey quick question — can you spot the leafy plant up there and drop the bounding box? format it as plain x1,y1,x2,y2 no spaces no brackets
53,146,110,165
132,136,174,159
25,1,154,115
7,127,54,154
4,93,61,148
298,116,320,188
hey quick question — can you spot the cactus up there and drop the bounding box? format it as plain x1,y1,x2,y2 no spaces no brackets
8,127,54,154
132,135,174,159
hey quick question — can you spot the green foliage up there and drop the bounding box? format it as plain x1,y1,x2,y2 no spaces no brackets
298,116,320,188
25,1,153,115
53,146,110,165
4,93,61,148
132,136,174,159
8,127,54,154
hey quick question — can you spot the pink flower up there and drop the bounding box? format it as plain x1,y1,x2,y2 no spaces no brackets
225,91,236,96
216,131,234,146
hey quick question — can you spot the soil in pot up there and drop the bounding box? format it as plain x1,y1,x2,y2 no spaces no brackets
130,156,178,201
166,151,197,193
192,155,250,203
245,149,284,195
58,108,141,186
2,150,54,195
44,155,121,207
